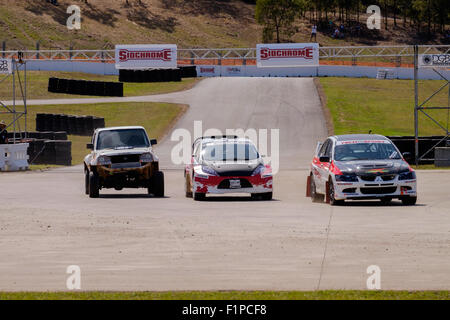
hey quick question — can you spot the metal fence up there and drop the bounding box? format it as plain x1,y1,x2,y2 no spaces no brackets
2,45,449,67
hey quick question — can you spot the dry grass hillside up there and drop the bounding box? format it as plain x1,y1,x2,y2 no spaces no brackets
0,0,447,50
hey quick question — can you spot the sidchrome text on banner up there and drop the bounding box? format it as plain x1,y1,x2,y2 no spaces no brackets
115,44,177,69
257,43,319,68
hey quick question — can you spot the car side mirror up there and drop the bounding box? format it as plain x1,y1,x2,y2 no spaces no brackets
150,139,157,146
319,156,330,163
402,152,412,161
87,143,94,150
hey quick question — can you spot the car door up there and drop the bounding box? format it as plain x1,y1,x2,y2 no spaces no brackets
314,139,330,193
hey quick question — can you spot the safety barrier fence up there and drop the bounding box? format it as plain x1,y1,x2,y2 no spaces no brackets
2,45,449,67
0,143,29,171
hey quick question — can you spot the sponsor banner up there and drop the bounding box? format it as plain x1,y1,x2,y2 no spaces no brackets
115,44,177,69
221,66,244,77
196,65,219,77
419,54,450,68
0,59,12,74
257,43,319,68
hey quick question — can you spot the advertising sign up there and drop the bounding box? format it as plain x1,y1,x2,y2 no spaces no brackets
115,44,177,69
257,43,319,68
419,54,450,68
0,59,12,74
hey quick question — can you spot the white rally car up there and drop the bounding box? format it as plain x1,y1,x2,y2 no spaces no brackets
185,136,273,201
307,134,417,205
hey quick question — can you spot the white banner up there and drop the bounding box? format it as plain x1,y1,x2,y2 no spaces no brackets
419,54,450,68
197,65,219,77
257,43,319,68
115,44,177,69
0,59,12,74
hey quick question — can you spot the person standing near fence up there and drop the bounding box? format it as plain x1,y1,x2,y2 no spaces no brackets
0,121,8,144
310,24,317,42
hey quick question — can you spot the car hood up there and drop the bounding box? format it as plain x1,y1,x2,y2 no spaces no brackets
96,147,152,157
203,159,261,173
334,159,410,175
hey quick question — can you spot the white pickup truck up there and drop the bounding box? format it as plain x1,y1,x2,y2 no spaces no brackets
83,126,164,198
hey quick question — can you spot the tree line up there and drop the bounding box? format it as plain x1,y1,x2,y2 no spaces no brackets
255,0,449,43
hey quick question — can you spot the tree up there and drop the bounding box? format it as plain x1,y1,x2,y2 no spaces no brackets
255,0,303,43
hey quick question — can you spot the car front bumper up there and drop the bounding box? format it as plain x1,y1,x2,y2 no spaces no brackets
334,178,417,200
193,175,273,194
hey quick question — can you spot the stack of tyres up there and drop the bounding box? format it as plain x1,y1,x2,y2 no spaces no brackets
162,69,171,82
68,115,77,134
57,79,69,94
52,114,61,132
60,114,69,132
54,140,72,166
36,113,46,131
54,131,68,140
94,81,106,96
104,82,123,97
93,117,105,130
179,66,197,78
75,116,86,135
48,77,59,93
43,141,57,164
43,113,53,132
85,116,95,136
39,131,55,140
172,68,182,82
32,139,46,164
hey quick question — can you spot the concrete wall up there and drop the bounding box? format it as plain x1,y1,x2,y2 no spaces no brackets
25,60,450,80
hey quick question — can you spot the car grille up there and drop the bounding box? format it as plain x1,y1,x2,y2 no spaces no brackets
359,174,396,181
217,170,254,177
218,179,253,189
360,187,397,195
110,154,140,164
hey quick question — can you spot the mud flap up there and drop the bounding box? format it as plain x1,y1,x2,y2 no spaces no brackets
306,175,311,197
325,181,331,203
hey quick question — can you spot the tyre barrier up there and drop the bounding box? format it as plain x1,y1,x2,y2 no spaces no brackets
7,131,68,141
118,68,182,83
0,143,29,171
36,113,105,136
388,136,448,164
26,139,72,166
48,78,123,97
179,66,198,78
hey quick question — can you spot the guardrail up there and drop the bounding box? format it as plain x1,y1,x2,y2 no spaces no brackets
0,143,29,171
2,45,449,65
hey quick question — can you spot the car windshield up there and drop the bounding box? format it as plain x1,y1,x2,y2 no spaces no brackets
202,142,259,161
97,129,150,150
334,142,401,161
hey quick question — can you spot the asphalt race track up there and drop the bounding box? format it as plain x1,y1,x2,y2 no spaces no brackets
1,78,450,291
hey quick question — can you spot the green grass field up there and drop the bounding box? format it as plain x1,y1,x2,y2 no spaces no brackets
0,290,448,300
3,102,186,165
319,78,450,136
0,71,199,100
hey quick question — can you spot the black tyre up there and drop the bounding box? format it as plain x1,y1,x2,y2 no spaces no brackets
185,174,193,198
261,192,273,200
193,191,206,201
149,171,165,197
380,197,392,205
84,170,89,195
328,180,344,206
310,174,324,203
401,196,417,206
89,172,99,198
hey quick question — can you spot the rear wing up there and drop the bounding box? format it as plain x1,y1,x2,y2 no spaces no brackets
192,135,239,148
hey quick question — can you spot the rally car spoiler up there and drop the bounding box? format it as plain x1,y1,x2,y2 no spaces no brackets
192,135,239,148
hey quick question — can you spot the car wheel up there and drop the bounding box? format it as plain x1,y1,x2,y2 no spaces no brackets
84,170,90,195
150,171,165,197
89,172,99,198
185,174,193,198
193,191,206,201
328,179,344,206
261,192,273,201
401,196,417,206
310,174,324,203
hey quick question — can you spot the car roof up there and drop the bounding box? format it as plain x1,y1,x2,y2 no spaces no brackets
200,137,253,145
332,134,389,142
96,126,146,132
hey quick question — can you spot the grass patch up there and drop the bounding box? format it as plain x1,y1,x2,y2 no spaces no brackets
319,78,450,136
0,71,199,100
0,290,448,300
2,102,186,165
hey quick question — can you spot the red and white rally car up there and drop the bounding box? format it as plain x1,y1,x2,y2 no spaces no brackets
307,134,417,205
184,136,273,201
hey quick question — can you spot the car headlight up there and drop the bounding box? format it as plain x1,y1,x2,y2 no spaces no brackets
140,153,153,163
201,165,218,176
97,155,111,166
252,164,265,176
335,174,358,182
398,171,416,180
